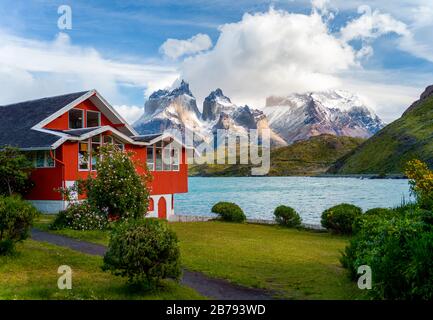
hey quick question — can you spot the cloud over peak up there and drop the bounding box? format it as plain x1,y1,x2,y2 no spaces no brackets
160,33,213,60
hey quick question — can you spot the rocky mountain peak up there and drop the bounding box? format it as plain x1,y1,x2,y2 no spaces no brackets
202,88,235,122
171,80,193,97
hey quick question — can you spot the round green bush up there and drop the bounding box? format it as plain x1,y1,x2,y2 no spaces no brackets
0,195,39,255
50,202,107,231
321,203,362,234
102,218,181,286
211,202,246,222
274,205,302,228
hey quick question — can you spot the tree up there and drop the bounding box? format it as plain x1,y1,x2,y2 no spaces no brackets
0,146,34,196
86,144,152,220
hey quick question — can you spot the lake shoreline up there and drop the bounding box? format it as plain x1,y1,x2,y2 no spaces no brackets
177,176,411,225
188,174,407,179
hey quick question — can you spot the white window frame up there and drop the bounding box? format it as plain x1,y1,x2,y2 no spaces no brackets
68,109,84,129
172,147,180,172
86,110,101,128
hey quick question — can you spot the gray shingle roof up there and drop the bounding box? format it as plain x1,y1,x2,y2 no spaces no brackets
132,133,164,143
62,127,101,137
0,91,89,149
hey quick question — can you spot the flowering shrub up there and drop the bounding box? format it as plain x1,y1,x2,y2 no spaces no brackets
54,143,152,229
86,144,152,220
405,159,433,209
50,202,107,231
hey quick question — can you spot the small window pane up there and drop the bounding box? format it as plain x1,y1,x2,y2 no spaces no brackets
155,148,162,171
46,152,54,167
91,144,99,170
172,148,180,171
163,147,171,171
87,111,100,127
79,142,89,170
36,151,45,168
69,109,84,129
147,147,154,171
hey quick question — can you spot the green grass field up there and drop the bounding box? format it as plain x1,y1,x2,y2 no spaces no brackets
0,240,203,300
34,216,365,299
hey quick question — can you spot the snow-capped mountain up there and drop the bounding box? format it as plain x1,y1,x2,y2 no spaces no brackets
134,82,287,146
133,83,384,147
264,90,385,144
134,80,207,141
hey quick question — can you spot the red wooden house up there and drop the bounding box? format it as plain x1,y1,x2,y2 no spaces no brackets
0,89,191,219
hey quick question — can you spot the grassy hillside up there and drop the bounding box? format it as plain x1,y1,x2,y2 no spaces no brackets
189,134,364,176
329,95,433,174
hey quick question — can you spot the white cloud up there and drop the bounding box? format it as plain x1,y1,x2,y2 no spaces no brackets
114,105,144,124
181,8,358,108
0,30,178,106
160,33,213,60
340,6,410,42
174,7,424,121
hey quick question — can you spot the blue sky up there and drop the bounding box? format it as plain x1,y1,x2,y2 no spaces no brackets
0,0,432,123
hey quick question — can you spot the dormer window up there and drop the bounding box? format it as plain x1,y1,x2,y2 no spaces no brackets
69,109,84,129
87,111,101,127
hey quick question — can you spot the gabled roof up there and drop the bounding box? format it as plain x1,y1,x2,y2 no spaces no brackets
0,90,138,149
0,91,88,149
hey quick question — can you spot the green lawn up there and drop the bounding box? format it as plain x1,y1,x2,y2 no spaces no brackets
35,215,365,300
0,240,203,300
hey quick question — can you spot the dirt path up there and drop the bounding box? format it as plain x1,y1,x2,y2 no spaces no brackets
31,229,274,300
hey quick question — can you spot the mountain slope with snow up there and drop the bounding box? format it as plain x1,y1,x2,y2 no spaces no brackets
134,82,287,146
264,90,385,144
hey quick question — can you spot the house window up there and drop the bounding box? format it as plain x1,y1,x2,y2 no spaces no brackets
163,147,171,171
79,141,89,170
155,144,163,171
87,111,101,127
91,135,101,171
69,109,84,129
147,146,154,171
30,150,55,168
172,148,180,171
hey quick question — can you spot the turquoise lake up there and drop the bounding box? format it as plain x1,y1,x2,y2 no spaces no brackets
175,177,412,224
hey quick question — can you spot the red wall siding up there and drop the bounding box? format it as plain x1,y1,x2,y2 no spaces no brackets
25,146,64,201
147,148,188,195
